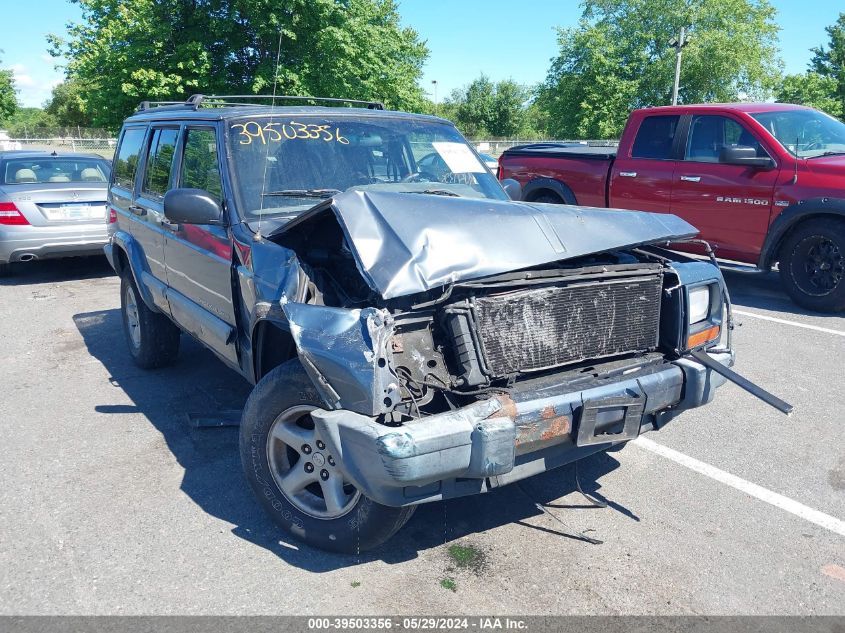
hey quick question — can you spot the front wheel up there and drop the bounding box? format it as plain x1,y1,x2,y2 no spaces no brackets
239,359,415,553
779,218,845,312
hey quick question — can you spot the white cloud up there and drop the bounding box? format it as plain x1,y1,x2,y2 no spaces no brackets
6,61,64,107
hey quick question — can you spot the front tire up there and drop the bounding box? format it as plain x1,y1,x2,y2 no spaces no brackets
239,359,415,553
120,271,181,368
532,193,565,204
779,218,845,312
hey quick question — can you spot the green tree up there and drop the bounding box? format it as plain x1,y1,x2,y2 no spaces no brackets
776,72,842,119
537,0,782,138
810,12,845,117
50,0,428,129
0,51,17,123
445,75,532,137
45,79,93,128
1,108,58,136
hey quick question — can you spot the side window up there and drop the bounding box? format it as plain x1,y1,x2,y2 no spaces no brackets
630,115,680,160
113,127,146,190
142,128,179,199
180,128,223,201
685,115,764,162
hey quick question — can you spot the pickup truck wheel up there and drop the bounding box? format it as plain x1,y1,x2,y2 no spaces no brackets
120,271,181,368
239,359,416,553
532,193,564,204
779,219,845,312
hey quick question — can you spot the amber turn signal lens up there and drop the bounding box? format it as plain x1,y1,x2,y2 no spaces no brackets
687,325,720,349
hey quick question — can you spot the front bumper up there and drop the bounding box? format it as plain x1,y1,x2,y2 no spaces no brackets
313,350,733,507
0,223,109,263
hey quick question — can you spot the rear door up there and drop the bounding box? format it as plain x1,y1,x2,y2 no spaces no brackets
162,125,238,365
133,126,180,292
609,114,681,213
671,114,780,261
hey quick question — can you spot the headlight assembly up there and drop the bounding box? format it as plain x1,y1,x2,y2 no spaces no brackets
686,283,721,349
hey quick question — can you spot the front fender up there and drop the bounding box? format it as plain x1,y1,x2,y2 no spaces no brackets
759,197,845,269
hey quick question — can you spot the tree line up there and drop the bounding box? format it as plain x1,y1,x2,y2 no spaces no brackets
0,0,843,139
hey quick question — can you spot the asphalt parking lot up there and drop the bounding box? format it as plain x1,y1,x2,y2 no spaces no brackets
0,257,843,615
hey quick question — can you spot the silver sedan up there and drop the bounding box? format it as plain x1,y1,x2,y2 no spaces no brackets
0,151,112,275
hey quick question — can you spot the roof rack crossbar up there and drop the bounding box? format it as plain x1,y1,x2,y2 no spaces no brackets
186,94,384,110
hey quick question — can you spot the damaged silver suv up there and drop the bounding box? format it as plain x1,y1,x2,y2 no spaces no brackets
105,95,767,553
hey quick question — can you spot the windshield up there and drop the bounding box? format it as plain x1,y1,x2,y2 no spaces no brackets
751,109,845,159
226,114,507,220
2,157,111,185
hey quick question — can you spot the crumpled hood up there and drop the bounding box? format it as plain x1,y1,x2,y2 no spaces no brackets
271,190,697,300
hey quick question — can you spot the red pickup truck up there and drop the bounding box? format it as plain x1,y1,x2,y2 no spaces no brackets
498,103,845,312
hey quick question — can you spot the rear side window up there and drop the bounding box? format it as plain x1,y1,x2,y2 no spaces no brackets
180,128,223,201
113,127,146,189
142,128,179,199
631,115,680,160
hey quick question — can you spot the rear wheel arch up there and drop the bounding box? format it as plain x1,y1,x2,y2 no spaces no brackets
522,178,578,205
252,320,297,382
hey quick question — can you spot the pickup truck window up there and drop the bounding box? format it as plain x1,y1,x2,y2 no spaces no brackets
751,109,845,158
685,115,763,162
631,115,679,160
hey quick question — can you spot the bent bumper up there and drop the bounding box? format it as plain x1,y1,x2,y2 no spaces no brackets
313,351,733,507
0,223,109,263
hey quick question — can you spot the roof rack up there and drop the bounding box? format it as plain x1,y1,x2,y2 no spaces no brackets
136,94,385,112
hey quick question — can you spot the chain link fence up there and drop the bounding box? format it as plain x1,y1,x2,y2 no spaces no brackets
469,139,619,157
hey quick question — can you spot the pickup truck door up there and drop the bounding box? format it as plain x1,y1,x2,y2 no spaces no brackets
671,114,779,261
609,114,680,213
162,126,239,366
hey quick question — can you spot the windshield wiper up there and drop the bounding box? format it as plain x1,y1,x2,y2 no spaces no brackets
403,189,461,197
817,151,845,158
261,188,341,198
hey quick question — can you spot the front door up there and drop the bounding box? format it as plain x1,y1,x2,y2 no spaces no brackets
671,114,780,262
162,126,238,365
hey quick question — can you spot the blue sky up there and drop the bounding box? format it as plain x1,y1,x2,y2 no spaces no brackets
1,0,842,107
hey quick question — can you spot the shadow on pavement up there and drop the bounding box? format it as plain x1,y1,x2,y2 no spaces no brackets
74,307,632,571
721,268,838,319
0,255,114,286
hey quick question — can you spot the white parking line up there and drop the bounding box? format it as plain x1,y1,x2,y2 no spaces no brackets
733,309,845,337
632,436,845,538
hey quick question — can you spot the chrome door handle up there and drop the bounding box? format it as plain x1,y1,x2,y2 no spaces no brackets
160,218,179,232
619,171,637,177
680,175,701,182
128,205,146,216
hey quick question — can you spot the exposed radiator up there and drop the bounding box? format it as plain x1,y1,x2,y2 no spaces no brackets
472,274,662,376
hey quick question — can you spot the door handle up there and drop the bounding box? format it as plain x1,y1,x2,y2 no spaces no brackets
680,175,701,182
619,171,637,177
160,218,179,232
128,205,146,216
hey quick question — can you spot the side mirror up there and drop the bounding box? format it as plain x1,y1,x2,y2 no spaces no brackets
719,145,775,170
501,178,522,201
163,188,223,224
